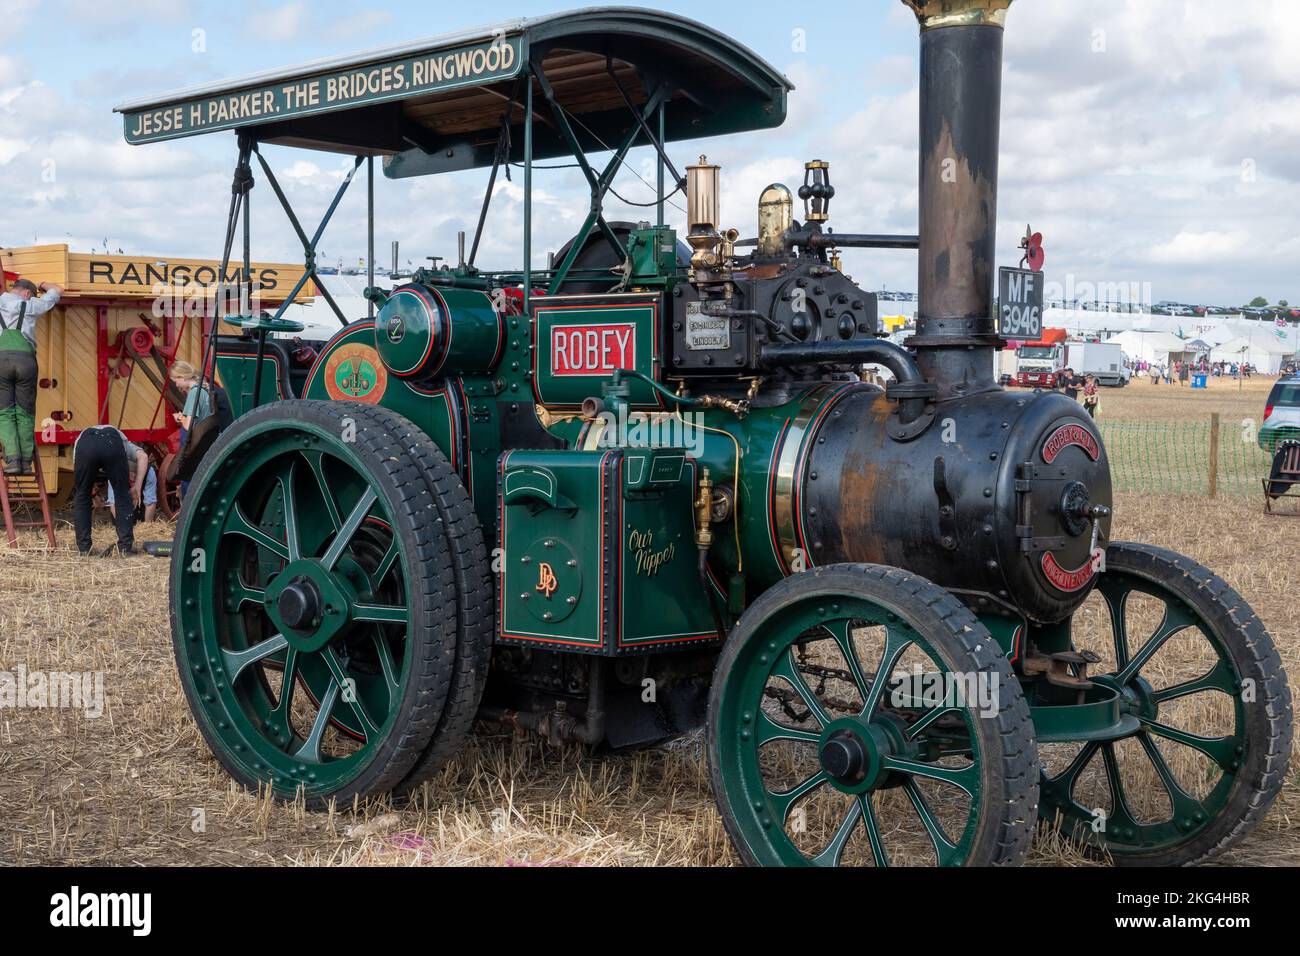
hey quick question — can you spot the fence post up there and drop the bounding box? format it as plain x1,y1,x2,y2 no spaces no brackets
1208,412,1220,498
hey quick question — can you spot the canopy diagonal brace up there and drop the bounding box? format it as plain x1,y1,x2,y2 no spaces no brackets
253,146,363,329
535,68,669,293
607,60,685,193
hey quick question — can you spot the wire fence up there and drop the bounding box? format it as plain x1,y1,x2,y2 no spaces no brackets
1098,415,1274,497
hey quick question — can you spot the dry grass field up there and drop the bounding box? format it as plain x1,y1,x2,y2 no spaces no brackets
0,376,1295,866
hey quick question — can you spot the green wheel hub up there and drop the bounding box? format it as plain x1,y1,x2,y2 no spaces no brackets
171,402,453,801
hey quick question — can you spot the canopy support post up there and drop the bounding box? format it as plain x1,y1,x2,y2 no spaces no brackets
523,77,533,314
196,136,253,423
657,101,666,227
367,156,375,319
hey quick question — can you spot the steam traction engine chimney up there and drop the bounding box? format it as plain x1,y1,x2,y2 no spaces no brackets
903,0,1012,400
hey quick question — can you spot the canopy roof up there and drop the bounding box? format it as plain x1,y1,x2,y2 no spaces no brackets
115,7,792,177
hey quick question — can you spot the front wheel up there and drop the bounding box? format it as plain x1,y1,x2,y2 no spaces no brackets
1039,543,1292,865
708,564,1038,866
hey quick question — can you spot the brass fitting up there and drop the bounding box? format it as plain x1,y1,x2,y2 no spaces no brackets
686,155,722,273
719,227,740,263
696,394,750,417
757,184,793,257
694,467,714,548
900,0,1012,29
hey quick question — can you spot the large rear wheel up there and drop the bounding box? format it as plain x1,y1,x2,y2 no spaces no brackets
170,400,458,806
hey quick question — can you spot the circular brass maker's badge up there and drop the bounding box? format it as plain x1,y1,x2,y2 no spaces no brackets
324,343,388,404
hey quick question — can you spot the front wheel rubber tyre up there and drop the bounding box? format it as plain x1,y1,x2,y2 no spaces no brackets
708,564,1038,866
170,400,459,808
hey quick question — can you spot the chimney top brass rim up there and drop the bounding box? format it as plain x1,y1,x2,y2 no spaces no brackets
901,0,1012,29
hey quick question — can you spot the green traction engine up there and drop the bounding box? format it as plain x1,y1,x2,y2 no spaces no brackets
149,3,1291,866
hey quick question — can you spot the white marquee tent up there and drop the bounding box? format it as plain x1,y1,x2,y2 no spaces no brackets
1102,330,1195,365
1209,334,1295,374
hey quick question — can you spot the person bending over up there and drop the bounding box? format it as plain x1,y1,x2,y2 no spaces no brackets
72,425,148,556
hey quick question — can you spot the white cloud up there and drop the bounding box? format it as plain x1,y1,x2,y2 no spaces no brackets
325,10,393,40
262,2,309,42
0,138,30,164
1151,230,1253,265
0,0,37,31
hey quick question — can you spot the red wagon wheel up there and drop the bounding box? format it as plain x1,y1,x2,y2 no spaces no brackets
158,451,183,520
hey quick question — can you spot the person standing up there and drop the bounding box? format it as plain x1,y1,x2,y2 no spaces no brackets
169,361,212,431
72,425,148,556
1059,367,1080,401
1082,374,1100,418
168,360,213,497
0,278,62,475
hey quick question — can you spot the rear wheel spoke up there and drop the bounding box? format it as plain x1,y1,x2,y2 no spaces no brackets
278,459,302,561
1099,742,1142,833
227,578,266,610
268,646,300,740
225,502,289,560
293,676,339,763
372,628,401,696
353,602,409,625
1137,730,1205,818
1099,582,1133,670
1049,740,1101,804
373,539,400,588
321,488,378,570
301,449,342,533
821,620,871,702
771,648,831,729
221,633,288,684
906,704,959,741
755,710,821,746
323,646,381,740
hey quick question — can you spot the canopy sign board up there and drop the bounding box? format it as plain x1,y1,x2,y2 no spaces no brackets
123,34,523,145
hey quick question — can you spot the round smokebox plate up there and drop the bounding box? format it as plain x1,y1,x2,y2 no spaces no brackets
520,537,582,623
376,285,443,378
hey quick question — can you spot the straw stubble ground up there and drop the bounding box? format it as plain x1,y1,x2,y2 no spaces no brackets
1,377,1295,866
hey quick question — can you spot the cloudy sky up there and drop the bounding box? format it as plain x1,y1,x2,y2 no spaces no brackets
1,0,1297,307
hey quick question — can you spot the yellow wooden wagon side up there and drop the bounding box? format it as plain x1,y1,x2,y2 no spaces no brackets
0,244,312,507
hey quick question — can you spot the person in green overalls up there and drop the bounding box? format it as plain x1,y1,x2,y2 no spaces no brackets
0,278,62,475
